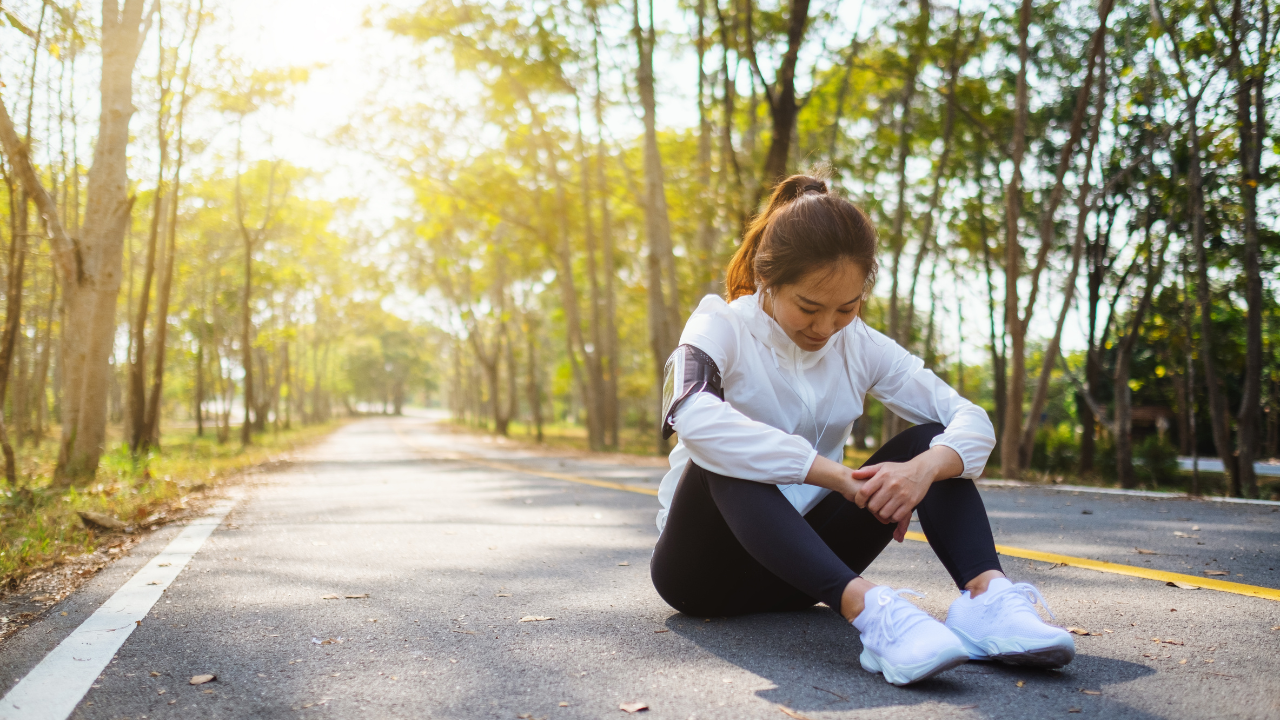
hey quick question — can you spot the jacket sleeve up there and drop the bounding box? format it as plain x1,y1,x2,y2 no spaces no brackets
671,391,818,485
866,337,996,479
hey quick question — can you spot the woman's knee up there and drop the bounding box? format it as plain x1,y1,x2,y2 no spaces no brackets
868,422,946,464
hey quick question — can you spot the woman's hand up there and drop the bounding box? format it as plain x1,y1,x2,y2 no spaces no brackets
851,445,963,526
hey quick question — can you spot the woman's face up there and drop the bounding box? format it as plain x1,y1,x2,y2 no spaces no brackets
762,258,866,352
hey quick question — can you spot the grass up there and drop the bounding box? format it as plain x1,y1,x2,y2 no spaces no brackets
0,420,344,589
461,419,669,457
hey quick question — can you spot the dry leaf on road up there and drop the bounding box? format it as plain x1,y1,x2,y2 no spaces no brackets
495,593,512,597
345,594,369,599
1166,581,1199,590
617,562,630,566
1134,548,1157,555
778,706,815,720
1080,689,1101,695
189,674,216,685
619,701,648,713
1068,708,1082,713
321,594,340,600
1203,570,1228,576
518,615,554,622
1016,681,1025,688
1066,627,1100,636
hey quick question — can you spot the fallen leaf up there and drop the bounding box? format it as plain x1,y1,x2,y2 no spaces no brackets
1191,525,1200,531
1203,570,1228,576
1103,629,1114,633
189,674,216,685
157,563,171,567
559,702,569,707
31,595,55,603
1204,659,1214,663
617,561,630,566
449,658,457,663
518,615,554,622
495,593,512,597
150,672,160,677
1135,548,1158,555
1179,659,1188,664
78,511,126,531
653,629,669,633
1067,627,1092,636
1271,626,1280,631
957,704,978,710
344,594,369,599
1166,581,1199,590
452,630,475,635
619,701,649,713
1016,680,1025,688
1080,689,1101,695
777,706,814,720
1081,510,1093,514
1173,531,1199,538
1068,708,1082,713
321,594,340,600
157,689,165,695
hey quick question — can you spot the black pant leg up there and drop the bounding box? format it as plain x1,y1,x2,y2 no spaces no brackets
805,423,1001,589
650,462,816,617
915,478,1003,588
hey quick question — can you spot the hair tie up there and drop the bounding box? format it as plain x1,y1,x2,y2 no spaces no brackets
802,182,827,194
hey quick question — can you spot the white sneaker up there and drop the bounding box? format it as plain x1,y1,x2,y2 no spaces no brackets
945,577,1075,668
853,586,969,686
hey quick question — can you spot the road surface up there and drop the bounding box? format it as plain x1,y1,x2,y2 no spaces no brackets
3,417,1279,719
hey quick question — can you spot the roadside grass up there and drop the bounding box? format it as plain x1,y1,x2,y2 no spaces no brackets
0,421,342,589
462,419,667,456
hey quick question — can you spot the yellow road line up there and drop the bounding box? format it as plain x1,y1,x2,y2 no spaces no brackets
905,532,1280,601
393,422,1279,602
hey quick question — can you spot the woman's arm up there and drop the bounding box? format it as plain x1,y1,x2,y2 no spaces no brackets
673,392,819,485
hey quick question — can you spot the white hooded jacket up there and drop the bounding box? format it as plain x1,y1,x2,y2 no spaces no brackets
657,292,996,533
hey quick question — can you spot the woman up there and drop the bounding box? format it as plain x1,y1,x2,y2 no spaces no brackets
650,174,1074,686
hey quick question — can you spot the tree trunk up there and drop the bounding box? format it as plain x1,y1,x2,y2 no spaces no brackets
755,0,812,189
129,41,168,453
902,11,962,350
594,37,620,449
999,0,1033,479
0,1,151,485
1018,54,1109,461
886,0,929,349
1186,91,1238,495
633,0,680,452
577,104,606,451
1228,0,1264,498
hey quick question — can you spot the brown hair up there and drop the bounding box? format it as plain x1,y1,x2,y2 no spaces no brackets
724,174,879,305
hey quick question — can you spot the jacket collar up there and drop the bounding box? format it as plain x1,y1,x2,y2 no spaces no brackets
730,292,838,370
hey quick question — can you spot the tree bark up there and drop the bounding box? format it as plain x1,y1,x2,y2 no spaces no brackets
633,0,680,451
753,0,812,189
999,0,1032,479
1227,0,1263,498
0,0,150,485
593,19,620,449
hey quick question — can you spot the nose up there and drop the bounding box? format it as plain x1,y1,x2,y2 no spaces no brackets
812,312,838,338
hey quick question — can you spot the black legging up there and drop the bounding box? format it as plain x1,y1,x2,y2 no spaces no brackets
650,423,1002,617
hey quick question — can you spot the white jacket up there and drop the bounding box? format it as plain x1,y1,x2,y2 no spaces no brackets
657,293,996,533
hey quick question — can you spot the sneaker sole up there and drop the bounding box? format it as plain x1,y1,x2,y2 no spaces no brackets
860,645,969,686
951,630,1075,669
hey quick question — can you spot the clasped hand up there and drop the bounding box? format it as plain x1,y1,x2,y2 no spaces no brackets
842,462,929,542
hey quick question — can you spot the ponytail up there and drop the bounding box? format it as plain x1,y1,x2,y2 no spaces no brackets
724,173,878,304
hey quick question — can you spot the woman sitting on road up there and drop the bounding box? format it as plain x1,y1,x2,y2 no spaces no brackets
649,174,1075,686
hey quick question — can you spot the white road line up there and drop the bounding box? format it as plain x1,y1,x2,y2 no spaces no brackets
0,496,239,720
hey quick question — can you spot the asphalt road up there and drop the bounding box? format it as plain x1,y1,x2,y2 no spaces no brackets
6,417,1280,719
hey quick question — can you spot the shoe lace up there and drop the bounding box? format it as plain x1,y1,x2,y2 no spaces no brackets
871,588,930,644
983,582,1057,621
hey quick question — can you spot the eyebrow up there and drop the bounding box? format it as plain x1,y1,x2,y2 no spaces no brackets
796,293,861,307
